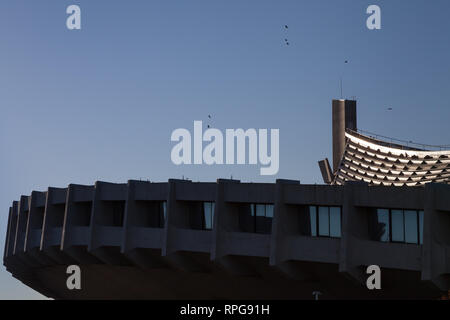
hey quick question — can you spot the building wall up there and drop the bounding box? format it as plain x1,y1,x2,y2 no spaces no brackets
3,180,450,299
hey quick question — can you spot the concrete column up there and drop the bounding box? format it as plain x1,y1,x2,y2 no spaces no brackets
3,207,12,260
269,179,300,266
25,191,47,252
162,179,187,257
211,179,240,261
24,191,53,266
13,196,30,255
332,99,357,172
121,180,168,269
5,202,18,258
61,184,98,264
421,183,450,291
88,181,128,265
3,200,30,275
339,181,367,285
41,188,67,248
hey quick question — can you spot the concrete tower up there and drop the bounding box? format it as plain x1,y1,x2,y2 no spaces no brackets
332,99,357,173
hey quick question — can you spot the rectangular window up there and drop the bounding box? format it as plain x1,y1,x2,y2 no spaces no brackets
239,203,274,234
308,206,341,238
203,202,215,230
329,207,341,238
372,208,424,245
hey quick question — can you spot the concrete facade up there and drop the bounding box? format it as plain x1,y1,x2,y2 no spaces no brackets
3,180,450,299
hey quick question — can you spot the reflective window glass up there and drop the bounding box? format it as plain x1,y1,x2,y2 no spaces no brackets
376,209,390,242
256,204,265,217
329,207,341,238
318,207,330,236
418,211,424,245
391,210,404,242
309,206,317,237
265,205,274,218
404,210,418,244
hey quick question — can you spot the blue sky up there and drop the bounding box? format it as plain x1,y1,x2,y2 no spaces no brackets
0,0,449,299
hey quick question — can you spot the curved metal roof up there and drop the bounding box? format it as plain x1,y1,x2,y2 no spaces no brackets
333,130,450,186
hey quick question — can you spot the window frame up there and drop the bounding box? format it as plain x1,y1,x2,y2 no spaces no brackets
309,205,342,238
250,203,274,234
202,201,215,230
376,208,423,245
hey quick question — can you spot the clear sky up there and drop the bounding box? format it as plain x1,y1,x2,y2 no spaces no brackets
0,0,449,299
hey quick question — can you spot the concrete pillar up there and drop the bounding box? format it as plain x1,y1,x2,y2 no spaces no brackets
269,179,300,266
121,180,168,269
3,207,12,260
88,181,128,265
332,99,357,173
24,191,54,266
41,187,72,264
339,181,367,285
13,196,30,255
162,179,188,257
25,191,46,252
421,183,450,291
211,179,240,261
61,184,99,264
5,202,18,258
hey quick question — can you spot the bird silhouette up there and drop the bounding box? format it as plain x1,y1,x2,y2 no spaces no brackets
387,107,393,111
285,25,288,29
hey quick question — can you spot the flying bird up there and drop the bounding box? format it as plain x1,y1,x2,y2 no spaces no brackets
208,115,211,119
284,25,288,29
387,107,393,111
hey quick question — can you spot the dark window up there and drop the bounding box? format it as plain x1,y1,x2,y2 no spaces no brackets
308,206,341,238
54,204,66,227
35,207,45,229
374,209,389,242
203,202,215,230
239,203,274,234
372,209,424,245
73,201,92,226
188,201,215,230
135,201,166,228
158,201,167,228
103,201,125,227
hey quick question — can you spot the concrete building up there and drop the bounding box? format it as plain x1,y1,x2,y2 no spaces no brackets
3,100,450,299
